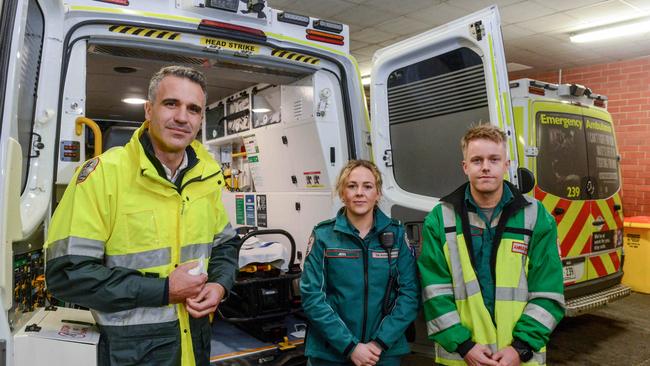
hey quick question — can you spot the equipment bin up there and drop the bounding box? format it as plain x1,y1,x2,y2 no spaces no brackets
622,216,650,294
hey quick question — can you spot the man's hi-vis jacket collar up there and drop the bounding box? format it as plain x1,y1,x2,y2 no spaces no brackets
129,121,223,196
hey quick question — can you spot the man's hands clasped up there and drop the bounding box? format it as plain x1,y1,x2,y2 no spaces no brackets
168,261,226,318
464,344,522,366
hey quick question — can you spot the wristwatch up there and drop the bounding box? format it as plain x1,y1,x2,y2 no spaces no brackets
511,339,533,362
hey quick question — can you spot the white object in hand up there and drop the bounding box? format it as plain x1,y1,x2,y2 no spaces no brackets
188,255,206,276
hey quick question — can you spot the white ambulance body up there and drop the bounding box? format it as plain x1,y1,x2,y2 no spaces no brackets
0,0,521,364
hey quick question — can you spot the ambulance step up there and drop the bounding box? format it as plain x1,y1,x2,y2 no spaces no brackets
565,284,631,317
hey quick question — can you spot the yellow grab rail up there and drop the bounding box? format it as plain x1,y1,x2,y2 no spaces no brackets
75,116,102,157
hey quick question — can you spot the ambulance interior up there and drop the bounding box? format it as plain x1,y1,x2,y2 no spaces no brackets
13,40,347,349
77,41,345,258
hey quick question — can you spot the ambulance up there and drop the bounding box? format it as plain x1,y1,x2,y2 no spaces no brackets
510,79,630,316
0,0,628,364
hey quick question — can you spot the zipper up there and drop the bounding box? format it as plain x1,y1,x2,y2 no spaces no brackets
361,239,369,342
179,170,221,193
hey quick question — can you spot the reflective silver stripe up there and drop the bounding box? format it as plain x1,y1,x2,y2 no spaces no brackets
523,196,538,244
495,287,529,302
181,242,212,262
46,237,104,260
213,223,237,246
92,306,177,326
468,212,486,229
105,247,171,269
532,351,546,364
422,283,453,302
523,303,558,331
426,310,461,335
442,204,465,300
529,292,566,308
441,204,483,301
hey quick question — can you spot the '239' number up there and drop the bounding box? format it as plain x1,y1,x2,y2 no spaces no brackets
566,186,581,198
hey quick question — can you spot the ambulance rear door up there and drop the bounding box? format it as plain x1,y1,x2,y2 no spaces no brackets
369,6,516,232
531,101,624,288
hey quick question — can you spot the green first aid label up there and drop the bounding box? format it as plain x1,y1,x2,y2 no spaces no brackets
236,195,245,225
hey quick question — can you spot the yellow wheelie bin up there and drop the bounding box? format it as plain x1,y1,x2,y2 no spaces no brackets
622,216,650,293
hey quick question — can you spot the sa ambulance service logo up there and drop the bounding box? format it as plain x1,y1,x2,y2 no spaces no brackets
512,241,528,255
76,157,100,184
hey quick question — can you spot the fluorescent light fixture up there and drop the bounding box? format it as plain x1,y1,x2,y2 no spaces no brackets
570,17,650,43
361,75,371,86
122,97,147,105
251,108,271,113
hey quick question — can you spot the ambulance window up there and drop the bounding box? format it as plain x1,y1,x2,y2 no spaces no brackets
536,112,589,200
584,116,620,199
386,47,489,198
17,0,45,193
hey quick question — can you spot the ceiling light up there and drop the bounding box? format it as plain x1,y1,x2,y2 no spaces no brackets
361,75,371,86
122,97,147,105
251,108,271,113
570,17,650,43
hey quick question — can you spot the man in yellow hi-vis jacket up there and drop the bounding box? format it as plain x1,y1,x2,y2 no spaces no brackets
418,124,564,366
45,66,240,366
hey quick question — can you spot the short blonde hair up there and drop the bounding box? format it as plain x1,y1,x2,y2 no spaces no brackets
335,160,382,201
461,123,507,157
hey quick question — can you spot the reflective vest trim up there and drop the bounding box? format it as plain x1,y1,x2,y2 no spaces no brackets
105,247,171,269
422,283,453,302
213,223,237,245
523,303,558,331
46,236,104,260
180,242,213,263
92,305,177,326
529,292,566,308
427,310,461,334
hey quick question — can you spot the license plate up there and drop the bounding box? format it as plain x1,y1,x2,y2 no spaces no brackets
562,257,585,283
563,265,576,282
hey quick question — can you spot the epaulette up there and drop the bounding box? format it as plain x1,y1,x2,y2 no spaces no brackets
314,217,336,229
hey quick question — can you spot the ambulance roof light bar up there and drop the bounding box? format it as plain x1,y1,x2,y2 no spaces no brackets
199,19,266,42
558,83,592,98
306,29,344,45
278,11,310,27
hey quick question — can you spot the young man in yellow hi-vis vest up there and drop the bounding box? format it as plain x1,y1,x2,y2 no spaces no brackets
44,66,240,366
418,124,564,366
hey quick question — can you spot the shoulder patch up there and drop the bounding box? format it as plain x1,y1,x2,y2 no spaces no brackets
76,157,100,184
305,232,315,258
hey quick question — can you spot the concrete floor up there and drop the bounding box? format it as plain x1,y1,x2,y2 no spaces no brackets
403,292,650,365
548,292,650,366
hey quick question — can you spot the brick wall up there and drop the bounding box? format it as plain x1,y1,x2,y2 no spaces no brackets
509,56,650,217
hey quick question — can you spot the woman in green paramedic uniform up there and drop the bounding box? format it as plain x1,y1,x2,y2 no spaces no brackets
300,160,419,366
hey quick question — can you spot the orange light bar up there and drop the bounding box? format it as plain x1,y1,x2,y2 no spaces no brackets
199,19,266,41
528,86,545,96
306,29,344,45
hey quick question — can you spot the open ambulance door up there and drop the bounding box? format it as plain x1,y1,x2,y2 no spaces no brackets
0,0,64,334
369,6,517,241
